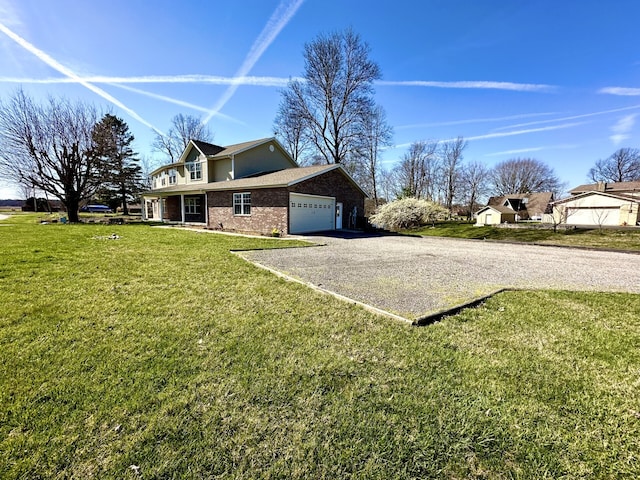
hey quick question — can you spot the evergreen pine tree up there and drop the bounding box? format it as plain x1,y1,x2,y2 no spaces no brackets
92,114,142,215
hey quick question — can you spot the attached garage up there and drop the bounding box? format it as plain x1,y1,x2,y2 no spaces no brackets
553,190,640,227
289,193,336,234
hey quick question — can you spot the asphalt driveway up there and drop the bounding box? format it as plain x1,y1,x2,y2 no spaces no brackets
239,232,640,321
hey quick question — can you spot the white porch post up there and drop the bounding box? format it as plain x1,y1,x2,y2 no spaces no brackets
159,196,164,222
181,194,185,223
141,197,147,221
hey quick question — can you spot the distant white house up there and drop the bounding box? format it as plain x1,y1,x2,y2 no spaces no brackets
552,181,640,227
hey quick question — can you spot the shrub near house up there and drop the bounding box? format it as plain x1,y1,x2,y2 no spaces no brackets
370,198,448,230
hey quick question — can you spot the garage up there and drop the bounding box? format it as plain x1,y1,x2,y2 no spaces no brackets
289,193,335,234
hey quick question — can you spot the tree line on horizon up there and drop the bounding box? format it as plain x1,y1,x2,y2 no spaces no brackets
1,28,639,221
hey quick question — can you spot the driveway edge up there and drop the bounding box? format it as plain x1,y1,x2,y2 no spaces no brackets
233,251,414,325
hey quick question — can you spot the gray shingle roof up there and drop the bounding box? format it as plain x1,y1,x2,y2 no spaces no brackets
191,140,224,156
149,164,339,194
570,181,640,194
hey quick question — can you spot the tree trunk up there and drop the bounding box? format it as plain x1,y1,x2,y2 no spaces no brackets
65,192,81,223
121,184,129,215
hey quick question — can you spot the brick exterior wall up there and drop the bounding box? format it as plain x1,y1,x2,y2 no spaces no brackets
288,168,365,229
208,188,289,235
206,168,365,236
163,196,181,221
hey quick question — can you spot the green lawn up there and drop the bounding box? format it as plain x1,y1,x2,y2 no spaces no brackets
407,221,640,251
1,216,639,478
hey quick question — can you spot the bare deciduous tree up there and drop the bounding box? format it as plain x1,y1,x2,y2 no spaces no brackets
440,137,467,215
273,91,312,165
152,114,213,162
459,160,489,221
588,148,640,183
352,105,393,205
491,158,564,196
275,28,381,165
0,90,101,222
394,140,439,199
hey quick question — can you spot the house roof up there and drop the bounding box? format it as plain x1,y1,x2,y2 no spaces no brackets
207,138,274,158
191,139,224,156
553,190,640,205
484,192,553,215
570,181,640,195
476,205,516,215
146,164,368,197
151,137,297,176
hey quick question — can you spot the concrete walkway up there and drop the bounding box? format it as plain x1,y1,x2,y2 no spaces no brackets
240,232,640,321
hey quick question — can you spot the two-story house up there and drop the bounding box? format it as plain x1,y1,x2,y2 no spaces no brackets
142,138,367,235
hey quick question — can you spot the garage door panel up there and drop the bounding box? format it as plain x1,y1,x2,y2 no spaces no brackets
290,193,335,234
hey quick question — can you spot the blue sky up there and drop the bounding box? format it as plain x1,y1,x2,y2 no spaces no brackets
1,0,639,199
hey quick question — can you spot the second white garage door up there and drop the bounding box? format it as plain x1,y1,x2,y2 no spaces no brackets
289,193,335,234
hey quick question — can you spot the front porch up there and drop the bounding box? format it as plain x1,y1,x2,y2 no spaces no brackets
143,193,206,224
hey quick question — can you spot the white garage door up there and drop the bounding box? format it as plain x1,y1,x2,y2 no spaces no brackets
290,193,336,234
566,207,620,226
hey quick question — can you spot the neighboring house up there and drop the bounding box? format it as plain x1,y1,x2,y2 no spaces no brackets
551,181,640,227
142,138,367,235
475,192,553,225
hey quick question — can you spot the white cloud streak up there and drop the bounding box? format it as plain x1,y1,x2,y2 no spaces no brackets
376,80,557,92
201,0,304,125
0,74,295,87
484,144,578,157
610,113,637,145
396,112,560,130
393,122,585,149
109,83,246,125
599,87,640,96
456,122,584,142
493,104,640,131
0,21,163,134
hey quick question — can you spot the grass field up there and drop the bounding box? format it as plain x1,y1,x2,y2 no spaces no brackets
1,215,639,478
406,221,640,251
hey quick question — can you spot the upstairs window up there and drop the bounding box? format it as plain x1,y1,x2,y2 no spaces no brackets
233,192,251,216
168,169,177,184
187,162,202,180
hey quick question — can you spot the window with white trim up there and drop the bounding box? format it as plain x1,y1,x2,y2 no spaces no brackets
185,197,200,214
168,169,177,184
233,192,251,215
186,162,202,180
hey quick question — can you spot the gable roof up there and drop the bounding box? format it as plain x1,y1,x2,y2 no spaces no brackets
570,181,640,195
476,205,517,215
152,137,297,176
485,192,553,214
147,164,369,197
191,139,224,156
554,189,640,205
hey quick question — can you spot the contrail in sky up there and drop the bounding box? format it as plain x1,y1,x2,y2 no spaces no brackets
201,0,305,126
109,83,246,125
0,21,163,134
393,122,585,149
0,74,293,87
376,80,557,93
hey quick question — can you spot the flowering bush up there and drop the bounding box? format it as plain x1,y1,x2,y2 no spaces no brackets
370,197,448,231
